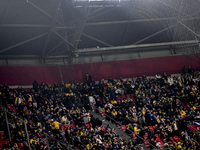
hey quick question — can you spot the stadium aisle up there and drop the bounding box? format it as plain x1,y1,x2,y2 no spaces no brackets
91,111,131,139
91,111,151,150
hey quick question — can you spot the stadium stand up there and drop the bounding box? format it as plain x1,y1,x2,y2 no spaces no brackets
0,66,200,150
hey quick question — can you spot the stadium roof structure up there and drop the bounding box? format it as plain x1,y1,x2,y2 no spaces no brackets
0,0,200,64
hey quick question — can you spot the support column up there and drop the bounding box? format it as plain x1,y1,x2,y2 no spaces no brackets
4,111,11,142
24,120,31,150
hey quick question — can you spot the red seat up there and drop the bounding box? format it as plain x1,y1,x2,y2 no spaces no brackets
70,123,75,128
0,141,4,146
170,137,175,143
121,125,126,130
154,134,161,142
8,105,12,109
182,103,187,108
117,96,122,100
18,143,23,149
0,133,5,137
6,139,9,144
121,95,126,99
132,133,137,139
0,137,5,141
61,125,66,130
148,126,154,131
101,112,106,117
85,123,90,128
144,132,148,138
173,136,180,142
96,97,102,101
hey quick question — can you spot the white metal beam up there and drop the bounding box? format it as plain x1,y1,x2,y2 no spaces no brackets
76,40,199,53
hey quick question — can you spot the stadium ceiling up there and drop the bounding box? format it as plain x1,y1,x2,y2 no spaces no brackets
0,0,200,61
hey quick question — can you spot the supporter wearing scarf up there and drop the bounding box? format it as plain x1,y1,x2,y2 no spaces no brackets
15,97,24,105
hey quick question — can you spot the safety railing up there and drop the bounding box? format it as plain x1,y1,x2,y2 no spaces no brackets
91,106,157,149
0,104,75,150
0,105,31,150
45,133,74,150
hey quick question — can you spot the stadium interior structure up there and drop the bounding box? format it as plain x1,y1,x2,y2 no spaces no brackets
1,0,200,150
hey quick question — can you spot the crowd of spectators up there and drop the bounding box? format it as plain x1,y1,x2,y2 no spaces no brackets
0,67,200,150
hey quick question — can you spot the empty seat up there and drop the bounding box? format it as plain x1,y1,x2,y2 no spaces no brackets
121,125,126,131
101,112,106,117
70,123,75,128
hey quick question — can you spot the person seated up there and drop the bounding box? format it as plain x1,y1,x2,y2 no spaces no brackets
111,109,117,117
126,123,134,134
126,96,133,104
66,90,74,96
61,114,69,125
81,106,87,115
75,107,81,115
86,143,93,150
111,99,117,105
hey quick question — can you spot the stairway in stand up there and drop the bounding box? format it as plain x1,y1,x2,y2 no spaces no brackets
90,111,151,150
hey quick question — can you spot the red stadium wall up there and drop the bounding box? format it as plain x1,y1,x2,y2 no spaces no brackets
0,66,61,86
0,54,200,86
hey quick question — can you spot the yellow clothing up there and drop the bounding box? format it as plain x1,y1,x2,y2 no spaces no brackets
106,109,110,113
66,92,73,96
178,81,182,87
134,126,140,134
157,118,160,123
193,106,196,111
76,109,80,113
15,97,24,105
117,82,121,85
111,100,117,104
127,125,133,130
112,128,117,134
82,109,86,113
86,143,93,150
65,83,71,88
53,121,60,129
178,144,182,149
107,83,112,87
30,139,38,144
111,111,117,116
80,132,83,136
18,131,24,135
28,94,32,102
180,110,186,115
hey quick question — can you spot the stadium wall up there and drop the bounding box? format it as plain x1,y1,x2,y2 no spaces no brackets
0,53,200,86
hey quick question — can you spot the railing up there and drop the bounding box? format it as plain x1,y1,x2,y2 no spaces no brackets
0,105,31,150
92,106,157,149
0,104,75,150
60,123,88,150
45,133,74,150
74,137,88,150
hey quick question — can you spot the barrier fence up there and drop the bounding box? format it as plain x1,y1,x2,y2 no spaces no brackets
89,103,157,150
0,104,83,150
